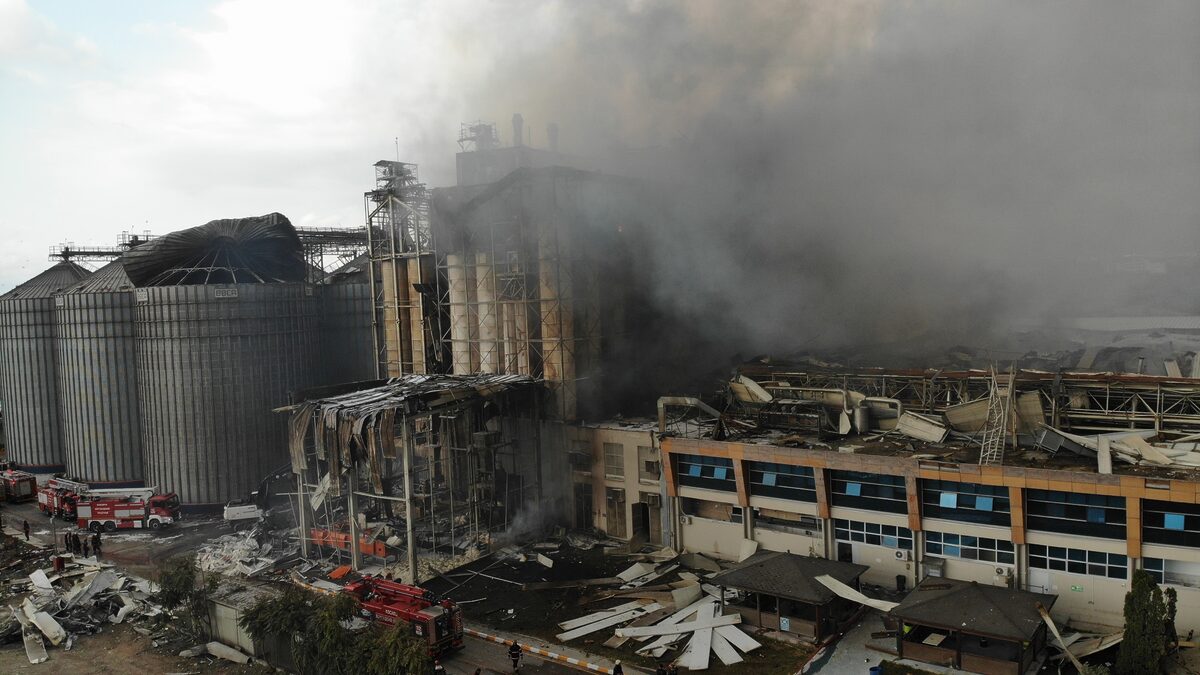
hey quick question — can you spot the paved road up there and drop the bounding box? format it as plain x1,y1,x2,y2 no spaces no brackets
2,498,231,576
440,635,581,674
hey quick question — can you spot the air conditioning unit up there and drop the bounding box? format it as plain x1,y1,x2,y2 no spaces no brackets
894,549,911,561
995,566,1012,577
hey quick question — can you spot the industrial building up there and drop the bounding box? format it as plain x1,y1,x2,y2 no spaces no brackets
4,119,1200,670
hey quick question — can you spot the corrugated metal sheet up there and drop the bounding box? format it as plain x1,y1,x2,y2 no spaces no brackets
55,261,143,484
0,262,91,471
317,282,375,384
135,283,318,506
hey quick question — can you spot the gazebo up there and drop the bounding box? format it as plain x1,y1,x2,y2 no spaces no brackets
890,577,1057,675
709,551,869,642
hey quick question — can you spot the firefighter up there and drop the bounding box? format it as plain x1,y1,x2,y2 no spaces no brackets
72,532,81,555
82,538,90,559
508,641,522,671
92,532,102,559
22,520,29,541
432,659,445,673
613,660,623,675
63,532,70,552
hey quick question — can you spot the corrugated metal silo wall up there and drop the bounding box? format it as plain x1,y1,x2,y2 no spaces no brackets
0,297,65,470
317,283,376,384
135,284,318,506
56,289,143,484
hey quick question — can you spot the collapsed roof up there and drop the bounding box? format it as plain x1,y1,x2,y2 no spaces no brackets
121,212,305,286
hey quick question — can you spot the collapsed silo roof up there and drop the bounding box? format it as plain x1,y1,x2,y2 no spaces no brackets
0,261,92,300
61,259,134,294
121,212,306,287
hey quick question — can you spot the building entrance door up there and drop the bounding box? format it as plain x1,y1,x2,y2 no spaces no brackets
573,482,592,530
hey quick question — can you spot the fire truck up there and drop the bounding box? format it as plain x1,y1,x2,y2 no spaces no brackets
38,478,161,520
342,577,464,656
76,492,181,532
1,470,37,503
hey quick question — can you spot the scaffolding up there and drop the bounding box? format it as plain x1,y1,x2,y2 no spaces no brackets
285,374,541,583
48,232,155,261
295,226,370,283
435,171,606,420
364,161,446,378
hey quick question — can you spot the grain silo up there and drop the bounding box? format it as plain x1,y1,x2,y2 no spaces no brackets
55,260,143,485
0,261,91,472
124,213,318,507
317,254,377,384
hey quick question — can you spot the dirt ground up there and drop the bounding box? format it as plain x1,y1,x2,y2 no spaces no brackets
422,546,814,674
0,623,262,674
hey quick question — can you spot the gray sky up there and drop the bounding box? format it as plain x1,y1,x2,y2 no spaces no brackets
1,0,1197,334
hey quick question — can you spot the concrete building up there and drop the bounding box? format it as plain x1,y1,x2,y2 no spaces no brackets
634,365,1200,636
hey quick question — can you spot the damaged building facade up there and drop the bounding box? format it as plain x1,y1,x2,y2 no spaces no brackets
653,364,1200,640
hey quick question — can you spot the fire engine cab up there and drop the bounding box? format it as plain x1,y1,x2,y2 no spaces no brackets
342,577,464,656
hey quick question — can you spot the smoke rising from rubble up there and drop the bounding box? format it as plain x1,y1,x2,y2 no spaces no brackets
467,1,1200,367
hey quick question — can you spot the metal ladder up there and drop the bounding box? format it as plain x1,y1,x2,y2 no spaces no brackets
979,368,1015,466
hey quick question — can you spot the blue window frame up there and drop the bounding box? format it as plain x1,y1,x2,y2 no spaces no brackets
675,455,736,493
1026,490,1125,539
830,471,907,514
1144,500,1200,547
921,480,1010,527
747,462,816,503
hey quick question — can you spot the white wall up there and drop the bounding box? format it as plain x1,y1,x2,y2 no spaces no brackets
753,526,823,558
681,516,746,561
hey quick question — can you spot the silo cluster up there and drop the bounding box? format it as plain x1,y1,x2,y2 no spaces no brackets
0,213,368,508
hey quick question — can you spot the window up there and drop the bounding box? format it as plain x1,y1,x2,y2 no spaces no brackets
603,443,625,478
1026,490,1126,539
830,471,907,514
1143,500,1200,548
925,531,1015,565
834,518,913,550
637,446,660,481
675,454,736,492
747,462,817,503
754,508,822,535
1144,558,1200,589
1029,544,1127,579
920,480,1010,527
682,497,743,523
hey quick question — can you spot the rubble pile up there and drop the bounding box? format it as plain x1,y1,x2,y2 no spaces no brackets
196,525,298,578
0,537,163,666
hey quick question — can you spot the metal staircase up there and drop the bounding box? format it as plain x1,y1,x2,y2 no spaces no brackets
979,368,1015,466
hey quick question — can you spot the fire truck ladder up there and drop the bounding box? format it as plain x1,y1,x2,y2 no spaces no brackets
978,368,1015,466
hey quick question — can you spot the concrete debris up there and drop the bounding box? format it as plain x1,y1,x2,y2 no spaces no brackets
206,640,252,664
196,527,298,577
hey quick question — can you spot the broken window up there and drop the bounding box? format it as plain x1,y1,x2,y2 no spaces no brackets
637,445,660,481
1026,490,1125,539
681,497,742,523
747,462,816,503
675,454,736,493
1143,500,1200,547
603,442,624,479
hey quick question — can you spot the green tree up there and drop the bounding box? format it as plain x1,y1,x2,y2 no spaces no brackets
367,622,431,675
155,555,218,639
1116,569,1169,674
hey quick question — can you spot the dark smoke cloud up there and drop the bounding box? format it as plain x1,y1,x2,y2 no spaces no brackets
466,1,1200,361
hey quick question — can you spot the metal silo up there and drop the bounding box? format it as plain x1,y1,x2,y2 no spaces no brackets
55,261,143,485
0,261,91,472
318,255,376,383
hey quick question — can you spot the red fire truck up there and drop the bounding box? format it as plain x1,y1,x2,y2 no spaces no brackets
39,478,162,521
76,492,181,532
2,470,37,503
342,577,464,656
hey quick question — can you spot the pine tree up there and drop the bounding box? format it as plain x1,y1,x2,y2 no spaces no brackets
1116,569,1168,674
